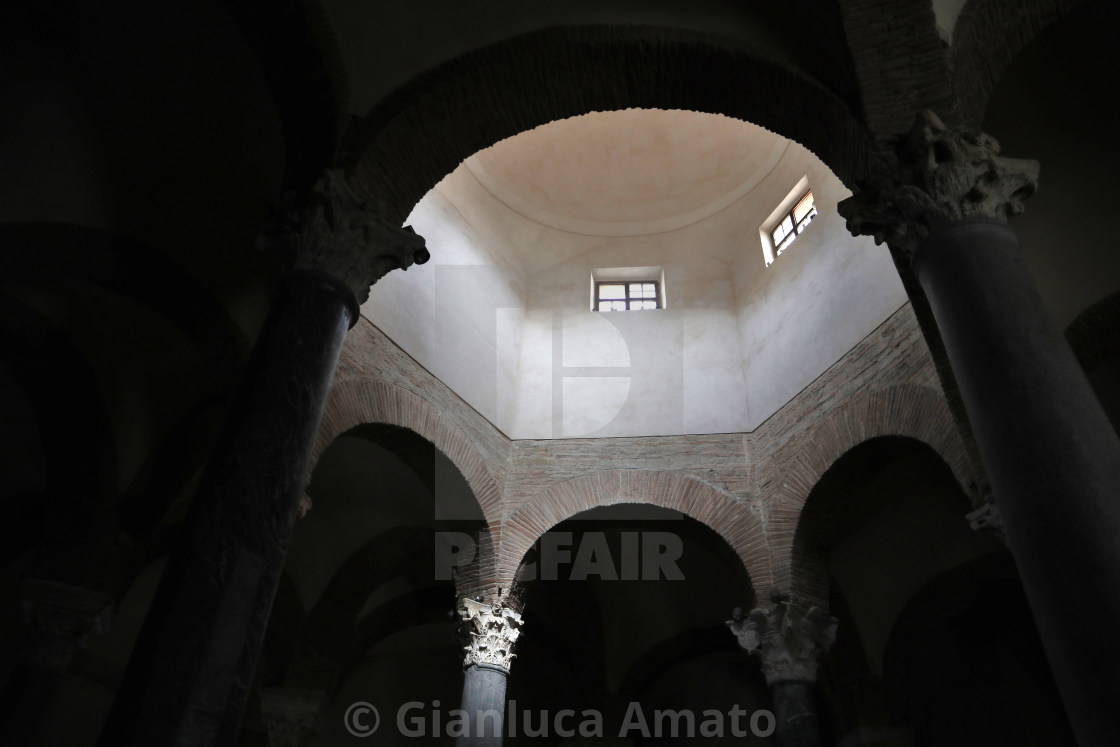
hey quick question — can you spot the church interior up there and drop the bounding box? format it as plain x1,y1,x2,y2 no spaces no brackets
2,1,1119,745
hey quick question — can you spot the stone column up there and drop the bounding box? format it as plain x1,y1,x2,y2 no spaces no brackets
727,599,837,747
0,579,114,744
457,596,523,746
838,110,1120,746
99,171,429,747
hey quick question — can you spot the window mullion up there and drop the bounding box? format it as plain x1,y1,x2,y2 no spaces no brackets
593,278,660,311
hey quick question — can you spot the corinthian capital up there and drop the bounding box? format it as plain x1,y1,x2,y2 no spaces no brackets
258,688,327,747
837,110,1039,260
20,578,114,671
727,599,837,684
259,170,430,307
460,597,523,672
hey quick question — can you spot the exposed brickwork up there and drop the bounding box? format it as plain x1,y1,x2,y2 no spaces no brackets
313,378,504,524
342,25,876,222
223,0,346,191
790,437,969,607
325,320,514,499
835,0,998,498
951,0,1089,129
497,469,770,593
315,303,975,602
767,381,972,508
251,0,1075,607
750,305,948,468
505,434,752,515
1065,291,1120,373
839,0,961,139
754,305,977,599
313,376,504,598
296,526,435,659
320,18,1011,607
773,409,971,605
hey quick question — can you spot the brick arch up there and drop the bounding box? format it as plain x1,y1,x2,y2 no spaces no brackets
791,436,970,607
952,0,1091,129
297,526,439,659
767,383,976,598
497,469,770,596
225,0,345,192
0,299,117,505
1065,290,1120,374
342,24,875,224
313,378,503,525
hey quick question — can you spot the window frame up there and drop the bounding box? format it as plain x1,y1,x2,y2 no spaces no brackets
770,189,816,256
760,176,818,267
594,280,661,312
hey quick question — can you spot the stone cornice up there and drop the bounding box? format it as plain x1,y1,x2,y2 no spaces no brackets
837,110,1039,261
727,599,837,684
259,170,430,311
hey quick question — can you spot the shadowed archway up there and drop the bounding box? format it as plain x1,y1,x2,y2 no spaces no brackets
342,24,876,224
499,469,767,596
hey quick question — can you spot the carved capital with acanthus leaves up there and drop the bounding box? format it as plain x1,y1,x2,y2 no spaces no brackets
837,110,1039,262
727,599,837,684
20,577,114,671
459,597,523,672
258,169,430,308
258,688,327,747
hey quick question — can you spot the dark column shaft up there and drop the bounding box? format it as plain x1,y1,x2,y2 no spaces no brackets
100,271,354,746
456,664,509,747
770,680,821,747
913,218,1120,745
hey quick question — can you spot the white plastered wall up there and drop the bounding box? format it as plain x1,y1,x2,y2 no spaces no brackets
362,111,907,440
730,143,907,430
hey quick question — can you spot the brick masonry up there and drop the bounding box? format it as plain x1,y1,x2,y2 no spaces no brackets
224,0,346,192
498,469,770,594
313,300,978,605
1065,290,1120,373
951,0,1090,130
321,4,1095,606
341,24,876,224
838,0,962,138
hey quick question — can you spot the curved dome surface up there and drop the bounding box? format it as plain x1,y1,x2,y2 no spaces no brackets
466,109,788,236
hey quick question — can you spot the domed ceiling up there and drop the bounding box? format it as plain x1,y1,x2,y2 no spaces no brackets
465,109,788,237
370,107,908,439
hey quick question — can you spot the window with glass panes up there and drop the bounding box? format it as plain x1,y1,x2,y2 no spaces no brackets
770,190,817,255
595,281,660,311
